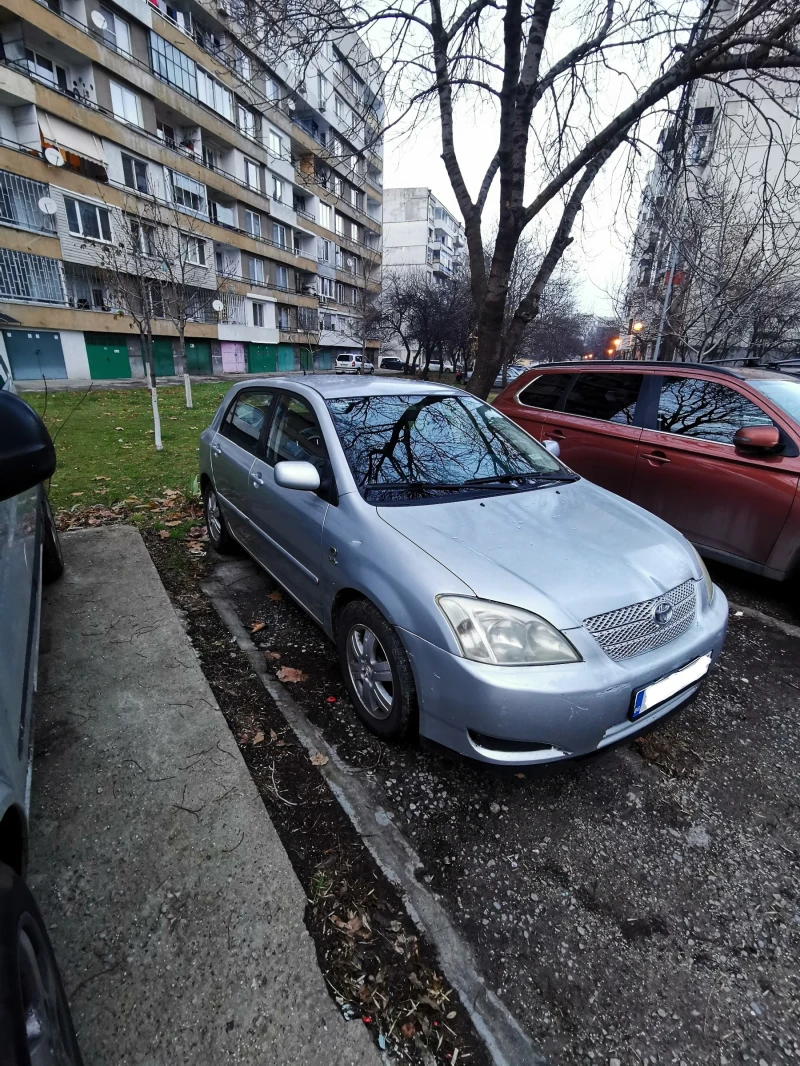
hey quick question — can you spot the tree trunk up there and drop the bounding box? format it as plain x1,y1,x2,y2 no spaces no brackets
141,333,163,451
179,327,192,408
466,289,508,398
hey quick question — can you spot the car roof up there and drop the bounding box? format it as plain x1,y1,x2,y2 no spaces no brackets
530,360,800,384
236,375,462,399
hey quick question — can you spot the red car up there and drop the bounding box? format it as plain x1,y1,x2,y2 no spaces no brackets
494,361,800,581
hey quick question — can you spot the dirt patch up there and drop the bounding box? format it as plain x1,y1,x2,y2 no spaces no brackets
143,530,490,1066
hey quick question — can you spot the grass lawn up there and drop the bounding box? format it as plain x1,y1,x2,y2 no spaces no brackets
23,383,230,511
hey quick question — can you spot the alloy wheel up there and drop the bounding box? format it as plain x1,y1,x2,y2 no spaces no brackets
205,490,222,542
346,624,394,720
18,916,78,1065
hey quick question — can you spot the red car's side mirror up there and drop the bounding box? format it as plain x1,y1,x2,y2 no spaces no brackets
733,424,781,453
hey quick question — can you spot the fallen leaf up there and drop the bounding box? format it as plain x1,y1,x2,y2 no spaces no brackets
446,1010,457,1019
158,530,170,539
267,590,283,601
264,650,281,661
93,475,111,481
251,621,266,633
164,520,182,527
277,666,307,683
269,729,278,741
71,492,83,497
331,913,362,934
310,752,329,767
115,426,124,430
252,731,265,745
401,1021,416,1039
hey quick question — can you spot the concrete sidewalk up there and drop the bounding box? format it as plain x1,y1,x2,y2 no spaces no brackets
29,526,381,1066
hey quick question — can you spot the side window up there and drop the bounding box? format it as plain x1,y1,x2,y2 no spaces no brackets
219,390,275,454
562,373,642,425
266,395,328,472
657,377,772,443
517,373,573,410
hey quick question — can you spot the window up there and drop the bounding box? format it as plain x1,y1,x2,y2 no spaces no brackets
333,175,343,196
275,265,288,289
518,373,573,410
197,68,232,121
272,176,284,202
334,94,345,119
319,277,334,298
273,223,287,249
268,129,282,158
65,196,112,241
245,210,261,237
350,221,359,241
694,107,714,126
234,49,251,80
181,234,206,265
318,201,332,229
211,200,235,227
277,305,290,329
252,301,264,327
336,282,345,303
220,390,275,454
168,170,207,215
335,213,345,236
110,81,142,126
150,33,197,96
202,144,218,171
267,78,280,101
129,218,155,255
157,120,175,146
237,104,257,138
656,377,772,444
25,50,67,91
266,394,328,471
562,373,642,424
690,132,710,164
248,256,264,283
317,237,331,262
244,158,261,190
317,74,328,106
122,154,148,194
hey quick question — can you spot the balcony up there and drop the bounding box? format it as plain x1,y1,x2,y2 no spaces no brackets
0,249,65,304
0,169,57,234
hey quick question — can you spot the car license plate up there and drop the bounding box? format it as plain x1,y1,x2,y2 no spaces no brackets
631,652,712,720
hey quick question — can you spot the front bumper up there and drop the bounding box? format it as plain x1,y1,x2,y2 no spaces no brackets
400,587,729,766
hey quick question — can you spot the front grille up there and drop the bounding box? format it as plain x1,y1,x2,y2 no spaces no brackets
584,580,697,661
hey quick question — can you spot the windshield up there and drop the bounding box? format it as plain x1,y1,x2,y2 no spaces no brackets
750,379,800,423
326,393,569,502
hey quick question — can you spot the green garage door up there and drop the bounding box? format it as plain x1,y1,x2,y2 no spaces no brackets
85,333,131,379
185,341,212,374
277,343,295,371
248,343,277,373
316,350,333,370
152,338,175,377
299,347,313,371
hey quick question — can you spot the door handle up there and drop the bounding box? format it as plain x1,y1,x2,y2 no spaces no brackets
211,442,222,456
549,428,566,440
642,450,671,466
251,470,264,488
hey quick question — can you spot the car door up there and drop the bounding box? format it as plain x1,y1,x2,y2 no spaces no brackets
542,371,646,496
497,371,574,442
630,374,800,565
247,392,332,618
210,389,277,547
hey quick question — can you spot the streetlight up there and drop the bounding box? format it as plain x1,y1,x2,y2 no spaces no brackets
632,321,644,333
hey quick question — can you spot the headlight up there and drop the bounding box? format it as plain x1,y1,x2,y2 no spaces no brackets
437,596,581,666
690,545,715,603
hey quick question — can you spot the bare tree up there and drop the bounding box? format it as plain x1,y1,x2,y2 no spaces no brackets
234,0,800,397
380,267,475,376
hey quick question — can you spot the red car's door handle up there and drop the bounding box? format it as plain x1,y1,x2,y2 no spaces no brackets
549,429,566,440
642,450,671,466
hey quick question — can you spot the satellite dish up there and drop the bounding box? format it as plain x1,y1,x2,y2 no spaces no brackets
38,196,58,215
44,146,65,167
91,9,108,29
346,257,354,267
211,299,224,312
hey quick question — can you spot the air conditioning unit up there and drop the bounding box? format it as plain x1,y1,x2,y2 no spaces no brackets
217,2,229,16
287,100,296,112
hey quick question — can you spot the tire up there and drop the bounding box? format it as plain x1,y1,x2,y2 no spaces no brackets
41,494,64,584
337,599,417,740
0,863,84,1066
203,483,234,554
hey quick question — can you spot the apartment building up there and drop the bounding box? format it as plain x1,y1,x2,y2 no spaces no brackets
382,187,465,280
0,0,383,382
623,74,800,362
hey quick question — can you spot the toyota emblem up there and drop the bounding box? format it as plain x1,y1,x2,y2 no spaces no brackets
653,601,673,626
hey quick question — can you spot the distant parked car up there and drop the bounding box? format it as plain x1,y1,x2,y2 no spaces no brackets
335,353,374,374
380,357,407,372
466,364,529,388
200,376,727,769
0,384,83,1064
494,360,800,580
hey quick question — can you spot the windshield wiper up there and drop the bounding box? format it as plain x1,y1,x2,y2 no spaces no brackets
364,479,517,495
464,471,579,486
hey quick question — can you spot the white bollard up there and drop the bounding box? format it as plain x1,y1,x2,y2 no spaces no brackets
151,386,163,451
184,372,193,409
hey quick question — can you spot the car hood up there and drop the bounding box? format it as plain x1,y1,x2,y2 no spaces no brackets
377,480,699,631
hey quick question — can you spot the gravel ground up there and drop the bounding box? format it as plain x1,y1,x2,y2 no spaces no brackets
198,550,800,1065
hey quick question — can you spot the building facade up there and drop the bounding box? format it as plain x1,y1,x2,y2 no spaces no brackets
0,0,383,383
623,73,800,363
382,187,464,280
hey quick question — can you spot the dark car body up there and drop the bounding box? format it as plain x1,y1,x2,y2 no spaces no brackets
494,361,800,581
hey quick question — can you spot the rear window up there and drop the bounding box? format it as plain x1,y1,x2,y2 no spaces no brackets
517,373,572,409
562,372,642,425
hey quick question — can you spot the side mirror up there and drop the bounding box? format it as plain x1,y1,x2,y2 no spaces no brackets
543,439,561,458
273,460,321,492
733,425,781,453
0,392,56,504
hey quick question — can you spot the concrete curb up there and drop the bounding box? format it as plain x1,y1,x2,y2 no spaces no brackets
203,578,546,1066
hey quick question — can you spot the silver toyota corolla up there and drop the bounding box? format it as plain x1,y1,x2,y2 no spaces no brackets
199,377,728,766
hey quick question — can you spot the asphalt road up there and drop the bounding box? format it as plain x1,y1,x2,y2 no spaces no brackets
202,550,800,1065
